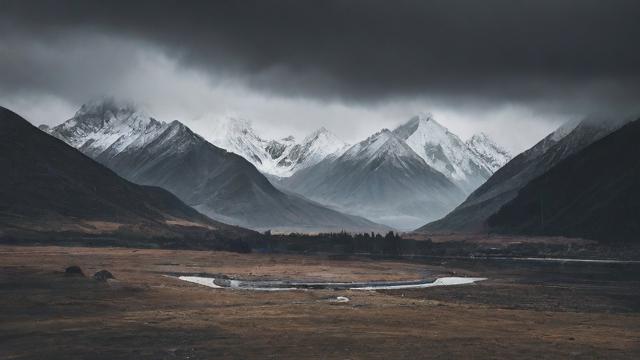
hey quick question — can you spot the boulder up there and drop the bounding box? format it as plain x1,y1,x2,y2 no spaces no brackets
64,265,84,276
93,270,115,282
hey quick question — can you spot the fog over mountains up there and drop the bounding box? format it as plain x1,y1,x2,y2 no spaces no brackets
280,129,467,229
45,100,387,233
40,99,514,231
201,110,512,230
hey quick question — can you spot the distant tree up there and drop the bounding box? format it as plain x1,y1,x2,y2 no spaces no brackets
383,231,401,256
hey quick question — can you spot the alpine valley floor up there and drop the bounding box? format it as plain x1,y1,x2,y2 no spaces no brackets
1,245,639,359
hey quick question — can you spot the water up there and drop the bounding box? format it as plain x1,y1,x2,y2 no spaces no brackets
177,276,486,291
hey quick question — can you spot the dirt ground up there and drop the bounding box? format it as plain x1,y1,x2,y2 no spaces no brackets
1,245,639,359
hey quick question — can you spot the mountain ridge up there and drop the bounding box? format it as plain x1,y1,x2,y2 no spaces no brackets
207,116,349,178
418,116,628,233
392,113,511,193
0,106,256,246
488,118,640,243
280,129,467,230
46,100,388,233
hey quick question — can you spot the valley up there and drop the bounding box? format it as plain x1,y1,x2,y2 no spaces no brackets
1,244,639,359
3,2,639,358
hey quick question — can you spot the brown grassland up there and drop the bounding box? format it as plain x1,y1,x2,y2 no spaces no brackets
1,245,639,359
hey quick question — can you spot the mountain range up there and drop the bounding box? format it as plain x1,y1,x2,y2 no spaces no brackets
205,112,511,229
419,115,630,234
207,117,349,178
392,113,509,193
45,100,387,233
0,106,256,247
42,100,511,231
9,96,637,243
208,113,511,191
280,129,468,229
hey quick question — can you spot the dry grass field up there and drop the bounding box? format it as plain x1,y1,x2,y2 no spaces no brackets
1,245,639,359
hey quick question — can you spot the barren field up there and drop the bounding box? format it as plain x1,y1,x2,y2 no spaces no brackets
1,245,639,359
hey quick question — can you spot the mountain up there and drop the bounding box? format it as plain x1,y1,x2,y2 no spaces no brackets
207,116,348,177
466,133,512,172
0,106,255,246
47,100,386,233
487,118,640,243
280,129,466,230
392,113,510,193
418,116,625,233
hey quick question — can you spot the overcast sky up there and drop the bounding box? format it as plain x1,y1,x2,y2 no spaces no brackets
2,1,639,153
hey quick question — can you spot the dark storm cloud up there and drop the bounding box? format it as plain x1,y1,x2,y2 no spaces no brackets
1,0,640,114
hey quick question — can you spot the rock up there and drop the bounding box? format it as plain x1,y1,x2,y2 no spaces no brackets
65,266,84,276
213,278,232,287
93,270,115,282
329,296,350,303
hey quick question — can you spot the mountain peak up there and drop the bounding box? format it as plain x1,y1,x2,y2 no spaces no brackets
392,114,495,192
415,111,434,122
49,100,166,157
343,128,417,162
393,112,447,140
466,132,512,172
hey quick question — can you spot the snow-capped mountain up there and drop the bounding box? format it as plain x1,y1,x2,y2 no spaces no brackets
279,127,350,174
49,99,167,159
45,100,388,233
392,113,504,193
281,129,466,230
419,116,627,233
1,106,257,242
341,128,420,163
466,133,512,172
207,116,348,177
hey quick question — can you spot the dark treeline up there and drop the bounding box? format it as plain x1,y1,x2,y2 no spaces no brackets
6,229,639,260
240,231,640,260
255,231,407,256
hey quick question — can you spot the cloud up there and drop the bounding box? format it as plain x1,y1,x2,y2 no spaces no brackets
3,1,640,111
1,0,638,153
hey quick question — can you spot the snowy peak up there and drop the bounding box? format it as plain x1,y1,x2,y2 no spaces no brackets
294,126,349,160
392,113,507,193
341,129,421,166
207,116,270,165
281,126,466,230
47,99,171,159
392,112,442,139
466,132,512,172
206,116,348,177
